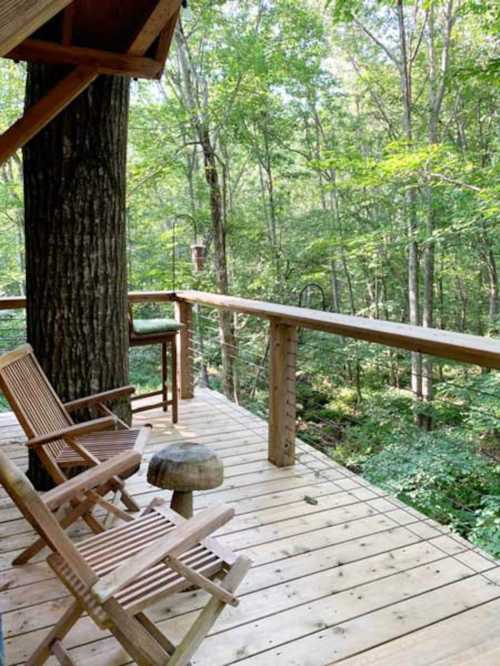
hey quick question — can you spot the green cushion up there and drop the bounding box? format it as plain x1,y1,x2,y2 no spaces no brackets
132,318,181,335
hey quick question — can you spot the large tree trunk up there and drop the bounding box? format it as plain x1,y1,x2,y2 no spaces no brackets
23,64,131,488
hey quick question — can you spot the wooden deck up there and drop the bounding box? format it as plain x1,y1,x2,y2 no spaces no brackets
1,388,500,665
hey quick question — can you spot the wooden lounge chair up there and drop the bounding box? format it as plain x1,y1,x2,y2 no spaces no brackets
0,345,151,542
0,449,251,666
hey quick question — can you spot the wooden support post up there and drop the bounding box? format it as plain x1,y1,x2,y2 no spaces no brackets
175,301,194,399
0,66,97,165
268,320,297,467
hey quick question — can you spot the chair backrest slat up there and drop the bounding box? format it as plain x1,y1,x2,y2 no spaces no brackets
0,449,97,586
0,345,72,459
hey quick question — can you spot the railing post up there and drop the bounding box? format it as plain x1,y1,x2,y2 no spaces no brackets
175,300,194,399
268,319,297,467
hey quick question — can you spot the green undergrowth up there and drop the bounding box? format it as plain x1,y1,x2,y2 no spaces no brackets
298,378,500,558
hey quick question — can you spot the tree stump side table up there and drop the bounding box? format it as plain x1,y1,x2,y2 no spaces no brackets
147,442,223,518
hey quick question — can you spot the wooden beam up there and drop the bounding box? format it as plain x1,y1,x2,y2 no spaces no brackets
0,66,97,166
153,7,180,78
175,300,194,399
176,291,500,370
0,295,26,310
268,321,297,467
60,3,75,45
8,39,162,79
0,292,177,310
128,291,176,304
0,0,73,56
129,0,181,56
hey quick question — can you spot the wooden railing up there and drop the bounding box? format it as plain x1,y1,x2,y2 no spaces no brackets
2,290,500,468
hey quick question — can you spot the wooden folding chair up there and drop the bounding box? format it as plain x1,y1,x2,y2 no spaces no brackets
0,449,251,666
6,449,143,566
0,345,151,558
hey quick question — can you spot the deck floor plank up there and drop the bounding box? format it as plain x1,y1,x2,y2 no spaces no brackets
1,388,499,665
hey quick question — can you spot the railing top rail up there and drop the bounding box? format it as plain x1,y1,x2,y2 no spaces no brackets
0,297,26,311
128,291,176,303
2,289,500,369
0,291,177,311
176,290,500,370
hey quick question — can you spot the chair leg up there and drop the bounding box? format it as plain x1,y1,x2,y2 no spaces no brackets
26,600,83,665
51,640,75,665
108,476,140,512
120,488,141,512
13,497,97,565
135,612,176,655
168,556,251,666
162,341,168,412
81,510,106,534
104,599,170,666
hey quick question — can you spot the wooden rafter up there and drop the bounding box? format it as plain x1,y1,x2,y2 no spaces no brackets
155,7,181,70
128,0,181,56
60,3,75,45
0,67,97,165
7,39,163,79
0,0,181,166
0,0,74,56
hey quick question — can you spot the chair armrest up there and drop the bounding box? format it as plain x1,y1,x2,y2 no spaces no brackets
64,385,135,412
92,504,235,603
26,416,116,448
43,450,142,510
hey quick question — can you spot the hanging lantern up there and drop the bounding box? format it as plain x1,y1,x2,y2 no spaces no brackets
191,243,206,272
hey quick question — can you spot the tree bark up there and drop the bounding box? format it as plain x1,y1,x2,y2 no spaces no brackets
23,64,130,488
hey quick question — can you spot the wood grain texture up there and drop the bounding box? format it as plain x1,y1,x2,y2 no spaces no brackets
0,66,97,165
0,0,73,56
7,39,162,78
2,390,500,665
175,300,194,399
128,0,181,56
268,321,297,467
0,292,177,310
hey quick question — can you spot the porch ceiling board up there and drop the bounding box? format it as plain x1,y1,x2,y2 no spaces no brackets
0,0,73,57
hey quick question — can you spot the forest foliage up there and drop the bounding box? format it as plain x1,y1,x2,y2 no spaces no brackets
0,0,499,553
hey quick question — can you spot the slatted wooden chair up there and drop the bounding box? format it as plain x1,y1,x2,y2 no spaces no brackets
0,345,151,547
0,449,251,666
6,449,143,566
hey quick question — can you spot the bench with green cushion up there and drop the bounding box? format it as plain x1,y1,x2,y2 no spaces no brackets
131,318,182,336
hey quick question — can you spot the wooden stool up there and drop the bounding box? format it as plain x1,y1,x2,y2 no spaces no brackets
128,310,182,421
147,442,224,518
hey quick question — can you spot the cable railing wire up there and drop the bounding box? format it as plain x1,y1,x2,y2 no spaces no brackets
192,329,500,431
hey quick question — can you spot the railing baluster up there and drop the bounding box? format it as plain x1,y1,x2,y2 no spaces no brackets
268,320,297,467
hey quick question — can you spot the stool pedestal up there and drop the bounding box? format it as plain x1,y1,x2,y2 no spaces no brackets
171,490,194,519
